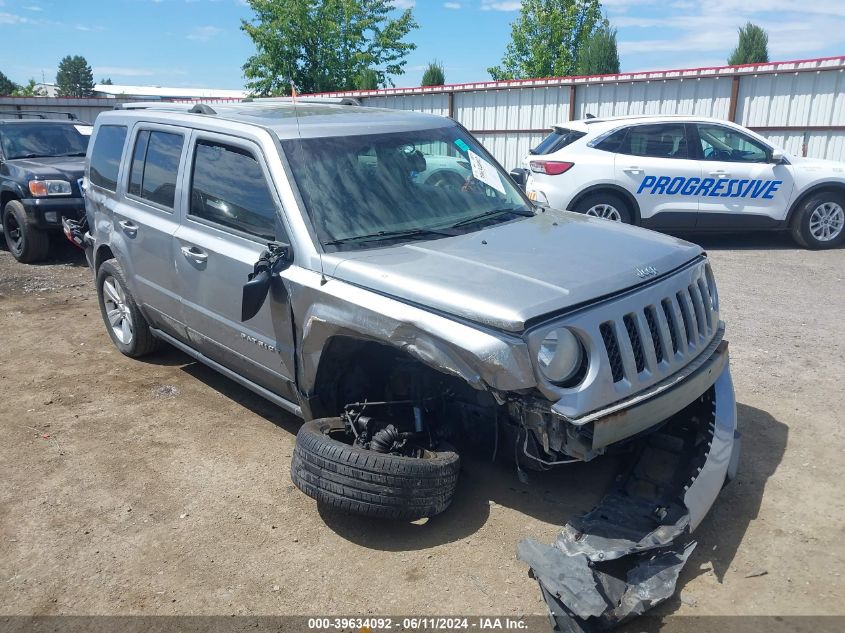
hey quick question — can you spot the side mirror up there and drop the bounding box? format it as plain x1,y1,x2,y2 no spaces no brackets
240,241,292,321
509,167,529,189
769,148,785,164
241,269,272,321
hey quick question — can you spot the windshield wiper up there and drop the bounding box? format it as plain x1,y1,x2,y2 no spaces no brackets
55,152,86,157
447,207,534,229
325,226,456,247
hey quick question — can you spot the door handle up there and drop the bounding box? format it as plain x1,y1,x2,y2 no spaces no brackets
624,166,643,174
118,220,138,236
709,171,730,178
180,245,208,263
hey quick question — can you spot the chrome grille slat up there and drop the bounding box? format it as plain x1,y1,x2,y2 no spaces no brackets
689,283,707,339
676,290,698,347
697,278,713,332
635,310,659,371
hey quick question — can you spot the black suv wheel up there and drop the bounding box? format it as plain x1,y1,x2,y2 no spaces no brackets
3,200,49,263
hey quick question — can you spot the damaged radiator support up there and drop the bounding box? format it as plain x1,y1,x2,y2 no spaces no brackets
518,391,715,632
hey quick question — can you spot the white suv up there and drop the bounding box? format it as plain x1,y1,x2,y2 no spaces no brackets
521,115,845,249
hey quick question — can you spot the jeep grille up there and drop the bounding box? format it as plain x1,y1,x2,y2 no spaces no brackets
600,269,718,384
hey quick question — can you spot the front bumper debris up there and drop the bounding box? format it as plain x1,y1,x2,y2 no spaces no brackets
518,362,738,632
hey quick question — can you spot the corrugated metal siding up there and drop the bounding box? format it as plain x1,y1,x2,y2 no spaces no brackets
364,94,449,116
0,97,135,124
737,69,845,127
472,132,548,170
575,77,732,120
455,87,571,131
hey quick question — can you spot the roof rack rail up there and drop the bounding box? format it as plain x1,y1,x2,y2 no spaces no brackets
113,102,217,115
0,109,80,121
243,96,362,107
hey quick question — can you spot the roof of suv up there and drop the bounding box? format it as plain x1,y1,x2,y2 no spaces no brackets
100,101,451,139
553,114,739,134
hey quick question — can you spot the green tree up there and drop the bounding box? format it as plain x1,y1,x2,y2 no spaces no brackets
241,0,418,96
728,22,769,65
575,20,620,75
353,68,380,90
0,71,19,96
11,79,46,97
489,0,602,80
421,59,445,86
56,55,95,97
99,77,114,85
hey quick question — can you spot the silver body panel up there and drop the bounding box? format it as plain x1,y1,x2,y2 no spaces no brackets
85,102,738,531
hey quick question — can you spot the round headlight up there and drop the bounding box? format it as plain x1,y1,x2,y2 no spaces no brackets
537,328,584,385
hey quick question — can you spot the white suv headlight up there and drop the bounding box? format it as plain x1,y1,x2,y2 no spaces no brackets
537,328,584,385
29,180,72,197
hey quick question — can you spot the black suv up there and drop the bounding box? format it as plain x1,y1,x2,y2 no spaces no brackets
0,114,92,262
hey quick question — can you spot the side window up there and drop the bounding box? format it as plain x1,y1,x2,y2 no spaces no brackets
621,124,688,159
697,124,768,162
591,127,629,153
128,130,183,209
189,140,277,241
89,125,127,191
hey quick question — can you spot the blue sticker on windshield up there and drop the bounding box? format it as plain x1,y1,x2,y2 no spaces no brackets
454,139,470,152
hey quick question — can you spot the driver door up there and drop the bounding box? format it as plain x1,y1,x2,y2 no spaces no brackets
173,130,297,403
693,123,795,228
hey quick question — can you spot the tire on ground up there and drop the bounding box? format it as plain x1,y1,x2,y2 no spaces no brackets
96,259,160,358
291,417,460,520
573,191,634,224
3,200,50,263
790,191,845,250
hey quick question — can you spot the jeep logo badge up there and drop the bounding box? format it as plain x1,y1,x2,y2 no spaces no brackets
635,265,658,279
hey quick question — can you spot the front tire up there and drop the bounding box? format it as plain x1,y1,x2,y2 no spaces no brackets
3,200,49,263
574,192,633,224
790,192,845,249
291,418,461,520
96,259,159,357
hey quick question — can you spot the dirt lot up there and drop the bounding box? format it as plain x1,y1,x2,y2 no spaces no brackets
1,234,843,625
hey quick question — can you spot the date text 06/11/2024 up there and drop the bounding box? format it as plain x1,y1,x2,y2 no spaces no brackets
307,617,529,630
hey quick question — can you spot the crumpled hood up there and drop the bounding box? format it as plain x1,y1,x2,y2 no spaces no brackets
325,209,703,332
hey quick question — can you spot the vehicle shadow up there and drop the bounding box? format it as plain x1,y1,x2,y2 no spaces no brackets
671,231,799,251
652,402,788,616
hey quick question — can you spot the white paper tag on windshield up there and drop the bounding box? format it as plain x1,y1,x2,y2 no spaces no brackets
74,125,93,136
468,150,505,194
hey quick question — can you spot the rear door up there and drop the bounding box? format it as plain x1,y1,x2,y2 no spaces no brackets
173,130,297,402
114,124,187,337
612,123,701,229
691,122,795,228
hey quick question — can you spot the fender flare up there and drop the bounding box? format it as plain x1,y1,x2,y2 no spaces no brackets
568,183,643,225
785,182,845,226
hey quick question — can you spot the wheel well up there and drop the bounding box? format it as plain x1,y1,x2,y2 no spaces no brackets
569,185,642,224
1,190,18,212
94,244,115,272
785,183,845,226
309,336,488,420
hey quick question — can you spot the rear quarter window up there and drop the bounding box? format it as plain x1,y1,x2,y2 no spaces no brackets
89,125,127,191
531,129,585,155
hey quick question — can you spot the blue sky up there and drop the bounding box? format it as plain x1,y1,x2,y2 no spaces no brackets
1,0,844,90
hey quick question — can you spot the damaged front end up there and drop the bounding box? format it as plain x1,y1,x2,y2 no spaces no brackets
518,362,740,632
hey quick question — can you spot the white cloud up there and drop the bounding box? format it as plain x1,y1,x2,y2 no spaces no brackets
187,25,223,41
392,0,416,8
480,1,521,9
24,5,43,11
0,11,28,24
444,2,462,8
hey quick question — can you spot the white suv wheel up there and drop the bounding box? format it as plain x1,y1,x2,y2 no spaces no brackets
585,204,622,222
809,201,844,242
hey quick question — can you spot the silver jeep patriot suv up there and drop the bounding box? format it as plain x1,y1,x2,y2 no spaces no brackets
82,100,740,627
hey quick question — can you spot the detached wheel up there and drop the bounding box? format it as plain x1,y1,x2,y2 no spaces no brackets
574,192,633,224
3,200,49,263
291,418,460,520
791,192,845,249
96,259,159,358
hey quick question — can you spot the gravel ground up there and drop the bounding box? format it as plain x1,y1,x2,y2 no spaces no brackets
0,233,843,627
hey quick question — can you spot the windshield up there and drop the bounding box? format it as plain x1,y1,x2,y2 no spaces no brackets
0,122,91,160
281,125,531,250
